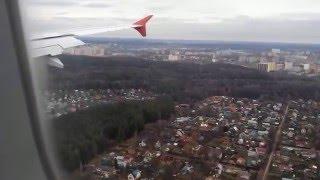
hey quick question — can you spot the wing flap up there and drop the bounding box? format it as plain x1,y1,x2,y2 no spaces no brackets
48,57,64,68
31,36,84,57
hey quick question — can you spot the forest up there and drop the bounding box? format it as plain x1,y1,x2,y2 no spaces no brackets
52,97,174,171
48,55,320,102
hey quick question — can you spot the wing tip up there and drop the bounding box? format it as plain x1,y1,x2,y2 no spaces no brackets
133,15,153,26
133,15,153,37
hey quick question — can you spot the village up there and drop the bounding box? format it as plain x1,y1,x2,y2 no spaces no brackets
269,99,320,179
75,96,320,180
45,89,156,117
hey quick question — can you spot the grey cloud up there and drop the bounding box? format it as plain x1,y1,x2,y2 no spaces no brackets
82,2,112,8
147,4,172,12
24,0,320,44
122,16,320,43
55,12,69,16
28,15,320,43
53,16,135,24
29,0,114,7
30,0,79,6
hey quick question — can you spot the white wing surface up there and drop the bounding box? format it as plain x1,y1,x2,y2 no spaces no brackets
30,15,153,68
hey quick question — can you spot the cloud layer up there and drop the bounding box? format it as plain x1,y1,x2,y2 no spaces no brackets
22,0,320,43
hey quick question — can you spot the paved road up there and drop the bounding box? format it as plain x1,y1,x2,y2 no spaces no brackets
261,103,289,180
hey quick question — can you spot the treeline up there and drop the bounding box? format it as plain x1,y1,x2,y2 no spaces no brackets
47,55,320,102
52,97,174,171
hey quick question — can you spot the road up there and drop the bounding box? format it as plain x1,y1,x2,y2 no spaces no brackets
261,103,289,180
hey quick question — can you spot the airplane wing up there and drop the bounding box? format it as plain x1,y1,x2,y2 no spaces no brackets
30,15,153,68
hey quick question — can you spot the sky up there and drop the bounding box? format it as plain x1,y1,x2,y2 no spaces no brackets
22,0,320,43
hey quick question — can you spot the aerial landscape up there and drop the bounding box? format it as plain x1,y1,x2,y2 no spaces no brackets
0,0,316,179
42,38,320,180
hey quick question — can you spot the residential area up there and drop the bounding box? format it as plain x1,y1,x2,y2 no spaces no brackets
268,99,320,179
45,89,156,117
73,96,318,180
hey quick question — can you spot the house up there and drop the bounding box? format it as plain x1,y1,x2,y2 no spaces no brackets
258,130,269,136
115,156,127,169
248,150,258,158
236,157,246,166
181,162,193,175
256,147,267,156
176,117,191,123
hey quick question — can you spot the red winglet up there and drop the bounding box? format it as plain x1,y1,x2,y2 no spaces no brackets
133,15,153,37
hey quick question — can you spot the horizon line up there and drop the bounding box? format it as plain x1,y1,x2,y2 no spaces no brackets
79,36,320,46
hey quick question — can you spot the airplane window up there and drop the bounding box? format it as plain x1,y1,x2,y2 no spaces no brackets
19,0,320,179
